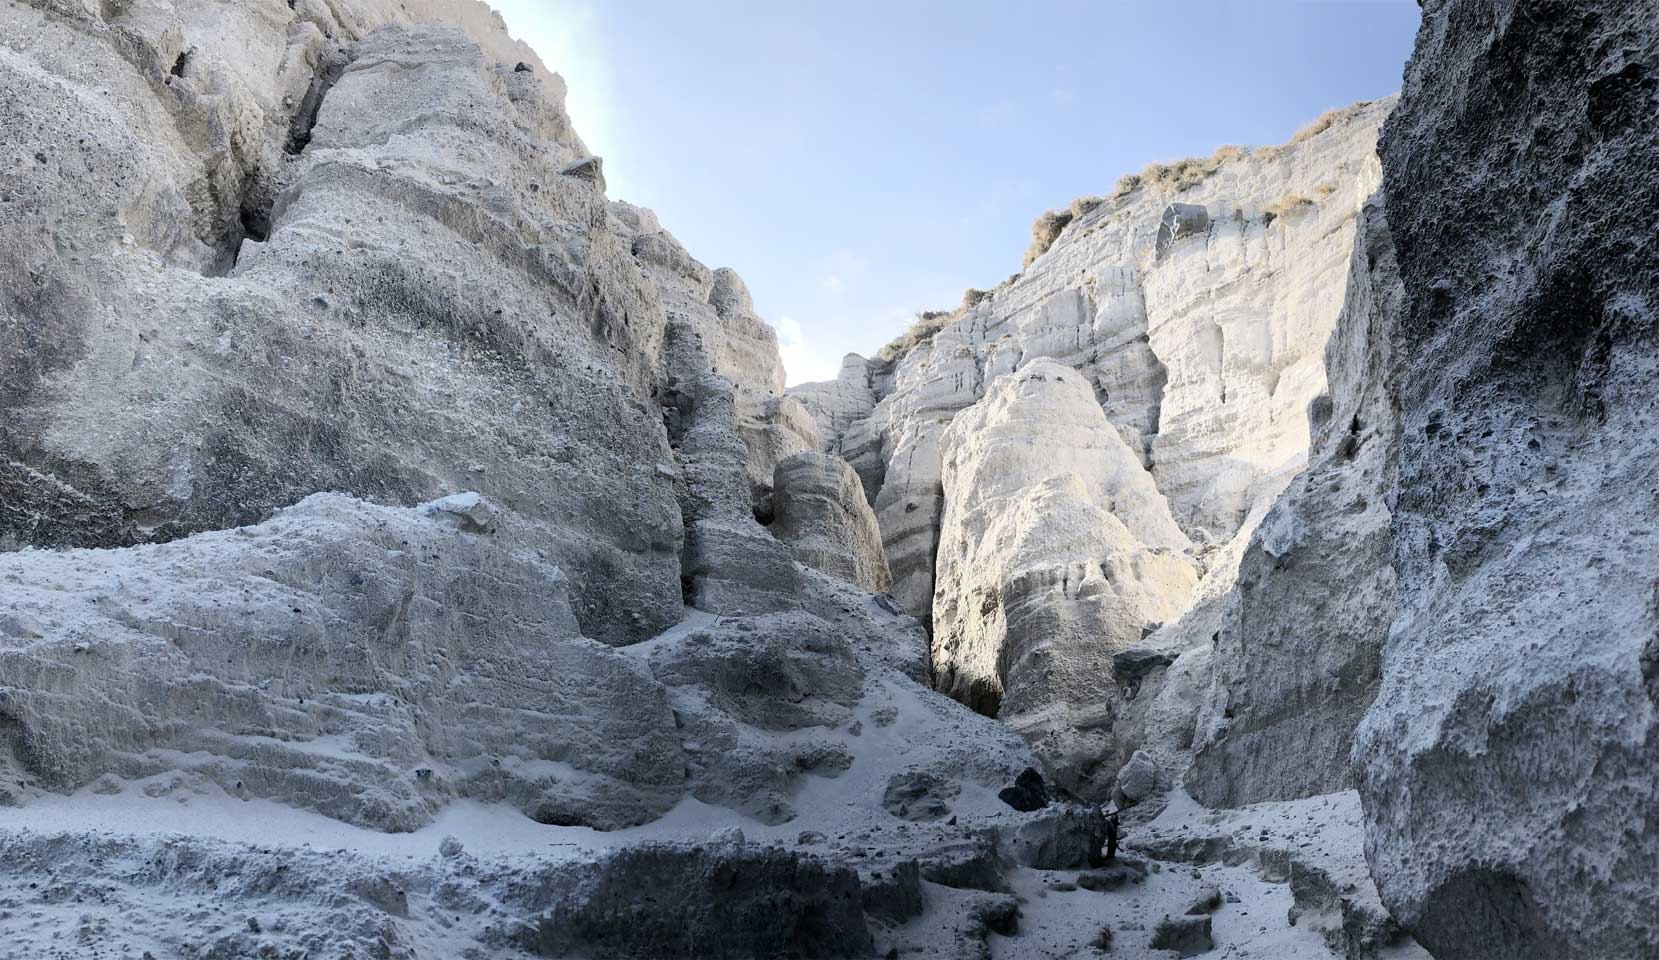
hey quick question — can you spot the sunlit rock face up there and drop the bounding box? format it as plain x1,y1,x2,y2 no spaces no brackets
0,9,1061,956
932,360,1196,800
792,100,1393,793
1351,2,1659,957
1183,188,1404,809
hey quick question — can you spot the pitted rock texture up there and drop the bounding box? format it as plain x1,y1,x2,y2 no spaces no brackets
933,359,1197,798
770,451,892,592
1352,2,1659,957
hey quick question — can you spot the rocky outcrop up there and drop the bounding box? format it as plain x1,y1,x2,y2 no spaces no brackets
0,5,1071,954
770,451,892,592
1184,188,1404,806
933,359,1197,797
791,100,1392,639
0,1,806,648
518,842,873,958
787,108,1401,804
1352,2,1659,957
0,493,686,830
739,395,821,518
790,353,881,460
0,5,704,644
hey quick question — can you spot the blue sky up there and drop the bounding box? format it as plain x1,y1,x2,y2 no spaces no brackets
491,1,1421,384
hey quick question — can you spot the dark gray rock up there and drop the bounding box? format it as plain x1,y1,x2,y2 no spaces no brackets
1185,883,1221,915
998,802,1106,869
519,843,873,958
1154,202,1210,260
997,766,1050,812
882,770,959,821
1150,915,1213,956
859,858,924,924
918,836,1009,893
1354,2,1659,957
1077,857,1149,892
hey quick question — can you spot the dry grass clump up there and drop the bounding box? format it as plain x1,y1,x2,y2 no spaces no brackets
1128,142,1253,197
878,284,1004,361
1022,208,1075,268
1254,144,1286,162
1314,181,1338,199
1142,156,1216,192
1091,925,1114,952
877,309,955,362
1067,194,1106,219
1289,99,1375,144
1111,172,1142,198
1263,193,1315,221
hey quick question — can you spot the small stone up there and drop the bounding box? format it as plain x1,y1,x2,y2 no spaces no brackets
421,492,498,533
1185,883,1221,915
439,836,464,858
1077,857,1149,891
998,767,1050,812
1150,915,1213,956
710,825,745,846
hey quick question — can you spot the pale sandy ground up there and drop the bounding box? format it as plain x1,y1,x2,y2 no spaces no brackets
0,606,1425,959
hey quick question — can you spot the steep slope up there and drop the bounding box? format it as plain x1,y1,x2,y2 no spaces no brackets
1351,1,1659,956
793,99,1395,800
794,101,1389,634
932,359,1197,798
1183,189,1404,807
0,0,786,646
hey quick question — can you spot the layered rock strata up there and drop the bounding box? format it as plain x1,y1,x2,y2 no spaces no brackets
933,359,1197,798
770,451,892,593
792,101,1391,640
793,98,1395,801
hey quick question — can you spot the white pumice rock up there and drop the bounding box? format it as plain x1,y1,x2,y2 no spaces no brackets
933,358,1197,799
791,100,1392,640
3,0,1650,956
770,451,892,592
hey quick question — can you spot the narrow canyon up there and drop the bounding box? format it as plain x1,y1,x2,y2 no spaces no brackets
1,1,1654,958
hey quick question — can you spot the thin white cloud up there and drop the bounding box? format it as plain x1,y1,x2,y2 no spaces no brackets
776,314,841,387
977,96,1015,132
816,250,870,298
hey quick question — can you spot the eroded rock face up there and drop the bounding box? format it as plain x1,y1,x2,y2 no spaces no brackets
791,101,1392,633
771,451,892,592
0,7,717,644
933,359,1196,798
519,842,873,959
1352,2,1659,957
0,494,686,830
1184,190,1404,807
